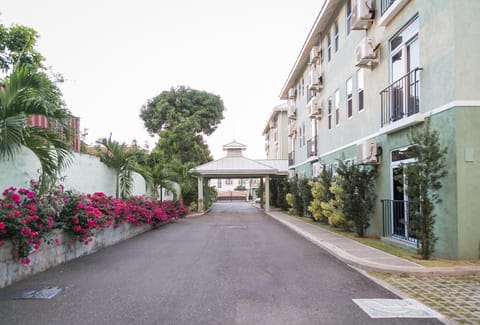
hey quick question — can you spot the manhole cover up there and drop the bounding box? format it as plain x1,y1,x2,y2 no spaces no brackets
353,299,441,318
11,286,67,300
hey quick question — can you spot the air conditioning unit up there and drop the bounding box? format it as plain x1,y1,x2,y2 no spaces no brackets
287,101,297,120
288,122,297,137
309,46,321,64
352,0,374,30
312,162,322,178
288,88,297,99
356,138,379,164
308,97,323,119
309,67,323,90
355,37,379,68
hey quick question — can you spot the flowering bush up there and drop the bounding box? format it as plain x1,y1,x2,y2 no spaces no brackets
0,187,54,264
0,181,189,264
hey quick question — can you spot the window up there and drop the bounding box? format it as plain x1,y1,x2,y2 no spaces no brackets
302,123,306,146
328,96,333,130
346,0,352,36
299,126,302,147
389,17,420,120
217,179,222,188
335,89,340,125
346,78,353,118
357,69,364,111
334,21,339,52
327,32,331,62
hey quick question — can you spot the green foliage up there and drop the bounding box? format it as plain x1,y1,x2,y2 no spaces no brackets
337,161,377,237
234,184,246,191
400,120,448,259
140,86,225,136
308,180,326,222
0,23,45,72
95,134,152,199
269,176,289,210
140,86,226,206
285,193,297,215
285,176,312,217
0,65,72,193
308,168,333,222
321,178,352,230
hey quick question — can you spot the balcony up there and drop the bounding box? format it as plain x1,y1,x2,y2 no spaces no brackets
307,136,317,157
378,0,411,27
381,199,418,246
288,151,295,166
380,68,421,128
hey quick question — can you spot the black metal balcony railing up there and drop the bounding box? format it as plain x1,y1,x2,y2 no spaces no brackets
307,136,317,157
381,199,419,246
288,151,295,166
380,0,397,16
380,68,422,127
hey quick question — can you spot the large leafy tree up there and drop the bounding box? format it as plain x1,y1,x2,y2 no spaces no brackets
0,65,72,192
0,23,45,73
140,86,224,136
95,135,152,199
140,86,225,205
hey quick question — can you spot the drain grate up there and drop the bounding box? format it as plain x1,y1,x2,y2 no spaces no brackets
353,299,442,318
11,286,68,300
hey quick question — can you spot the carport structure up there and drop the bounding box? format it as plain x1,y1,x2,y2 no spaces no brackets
190,141,288,212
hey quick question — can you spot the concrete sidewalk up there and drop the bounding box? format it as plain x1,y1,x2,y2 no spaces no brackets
266,210,480,276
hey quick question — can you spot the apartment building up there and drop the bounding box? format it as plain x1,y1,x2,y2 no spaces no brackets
280,0,480,259
263,103,289,160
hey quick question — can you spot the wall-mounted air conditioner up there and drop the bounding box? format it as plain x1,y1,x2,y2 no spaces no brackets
356,138,379,164
309,67,323,90
312,162,322,178
287,101,297,120
352,0,374,30
309,46,321,64
288,88,297,99
355,37,379,68
308,97,322,119
288,121,297,137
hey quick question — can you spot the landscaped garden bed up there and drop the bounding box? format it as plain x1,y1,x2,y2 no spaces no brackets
0,181,188,288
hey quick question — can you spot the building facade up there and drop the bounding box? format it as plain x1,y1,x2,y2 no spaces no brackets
27,115,81,152
280,0,480,259
263,103,289,160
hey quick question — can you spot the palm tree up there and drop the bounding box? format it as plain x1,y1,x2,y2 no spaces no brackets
96,134,152,199
0,65,72,192
146,150,176,200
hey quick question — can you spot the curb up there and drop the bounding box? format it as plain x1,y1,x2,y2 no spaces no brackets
268,212,480,276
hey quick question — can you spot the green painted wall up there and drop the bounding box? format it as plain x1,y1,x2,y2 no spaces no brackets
455,107,480,259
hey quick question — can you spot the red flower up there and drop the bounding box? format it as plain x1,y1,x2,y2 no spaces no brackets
0,221,4,230
54,238,60,244
10,193,21,204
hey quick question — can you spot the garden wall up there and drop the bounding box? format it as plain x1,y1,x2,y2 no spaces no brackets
0,148,147,197
0,223,154,288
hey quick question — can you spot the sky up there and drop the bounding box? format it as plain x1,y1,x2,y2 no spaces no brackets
1,0,322,160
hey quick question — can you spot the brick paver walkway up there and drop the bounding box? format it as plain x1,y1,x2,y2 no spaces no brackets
380,275,480,324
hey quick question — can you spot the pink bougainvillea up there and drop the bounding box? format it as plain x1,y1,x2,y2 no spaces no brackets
0,182,188,265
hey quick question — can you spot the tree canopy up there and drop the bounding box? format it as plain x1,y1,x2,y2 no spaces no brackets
0,23,45,73
139,86,225,206
140,86,225,136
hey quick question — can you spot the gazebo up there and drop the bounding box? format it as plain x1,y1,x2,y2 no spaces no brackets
189,141,288,212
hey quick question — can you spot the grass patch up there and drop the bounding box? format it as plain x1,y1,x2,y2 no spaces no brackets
291,214,479,267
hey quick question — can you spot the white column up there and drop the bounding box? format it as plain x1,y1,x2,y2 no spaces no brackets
265,175,270,212
197,176,204,211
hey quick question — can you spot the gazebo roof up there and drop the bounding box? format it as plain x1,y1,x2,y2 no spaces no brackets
190,141,288,178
